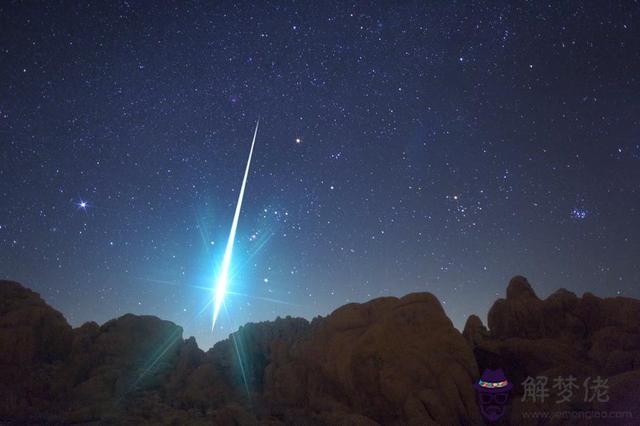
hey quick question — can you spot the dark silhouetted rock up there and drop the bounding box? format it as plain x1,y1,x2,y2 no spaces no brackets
64,313,184,422
257,293,483,425
0,280,73,422
1,277,639,425
463,314,489,347
469,276,640,424
0,280,73,365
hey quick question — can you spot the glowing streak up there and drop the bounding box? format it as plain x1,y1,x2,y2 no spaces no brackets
212,120,259,330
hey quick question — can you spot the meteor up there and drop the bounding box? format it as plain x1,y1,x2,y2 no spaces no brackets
211,120,260,331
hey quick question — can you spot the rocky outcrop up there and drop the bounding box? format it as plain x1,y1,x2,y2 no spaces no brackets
65,313,184,422
464,276,640,424
257,293,482,425
175,293,482,425
0,280,73,421
1,277,639,424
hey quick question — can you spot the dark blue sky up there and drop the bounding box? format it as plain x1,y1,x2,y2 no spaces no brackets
1,1,639,349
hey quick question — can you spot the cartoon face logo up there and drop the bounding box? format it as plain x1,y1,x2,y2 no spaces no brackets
474,368,513,421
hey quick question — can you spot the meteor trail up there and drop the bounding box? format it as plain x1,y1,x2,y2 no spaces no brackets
211,120,259,331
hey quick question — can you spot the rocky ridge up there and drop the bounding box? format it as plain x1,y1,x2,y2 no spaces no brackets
1,276,638,425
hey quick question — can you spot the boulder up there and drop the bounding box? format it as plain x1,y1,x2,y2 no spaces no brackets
259,292,483,425
0,280,73,422
65,313,185,422
468,276,640,424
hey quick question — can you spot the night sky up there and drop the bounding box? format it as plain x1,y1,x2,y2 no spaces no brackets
1,1,639,349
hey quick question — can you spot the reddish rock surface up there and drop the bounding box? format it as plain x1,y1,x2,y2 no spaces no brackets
1,277,639,424
464,276,640,425
0,280,73,421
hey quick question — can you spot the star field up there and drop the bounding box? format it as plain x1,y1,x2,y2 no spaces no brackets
1,1,639,349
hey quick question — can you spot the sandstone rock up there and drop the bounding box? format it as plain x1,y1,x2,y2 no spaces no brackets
468,276,640,424
0,280,73,422
65,313,185,422
0,280,73,365
463,314,489,347
2,278,639,425
260,292,483,425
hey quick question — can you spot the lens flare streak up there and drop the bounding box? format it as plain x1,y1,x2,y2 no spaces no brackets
211,120,259,331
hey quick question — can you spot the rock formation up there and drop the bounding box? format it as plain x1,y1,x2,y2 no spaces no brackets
1,277,639,425
463,276,640,425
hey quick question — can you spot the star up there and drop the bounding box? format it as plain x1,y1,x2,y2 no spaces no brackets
2,0,638,353
570,208,588,220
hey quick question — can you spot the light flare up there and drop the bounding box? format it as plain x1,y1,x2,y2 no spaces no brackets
211,120,260,330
